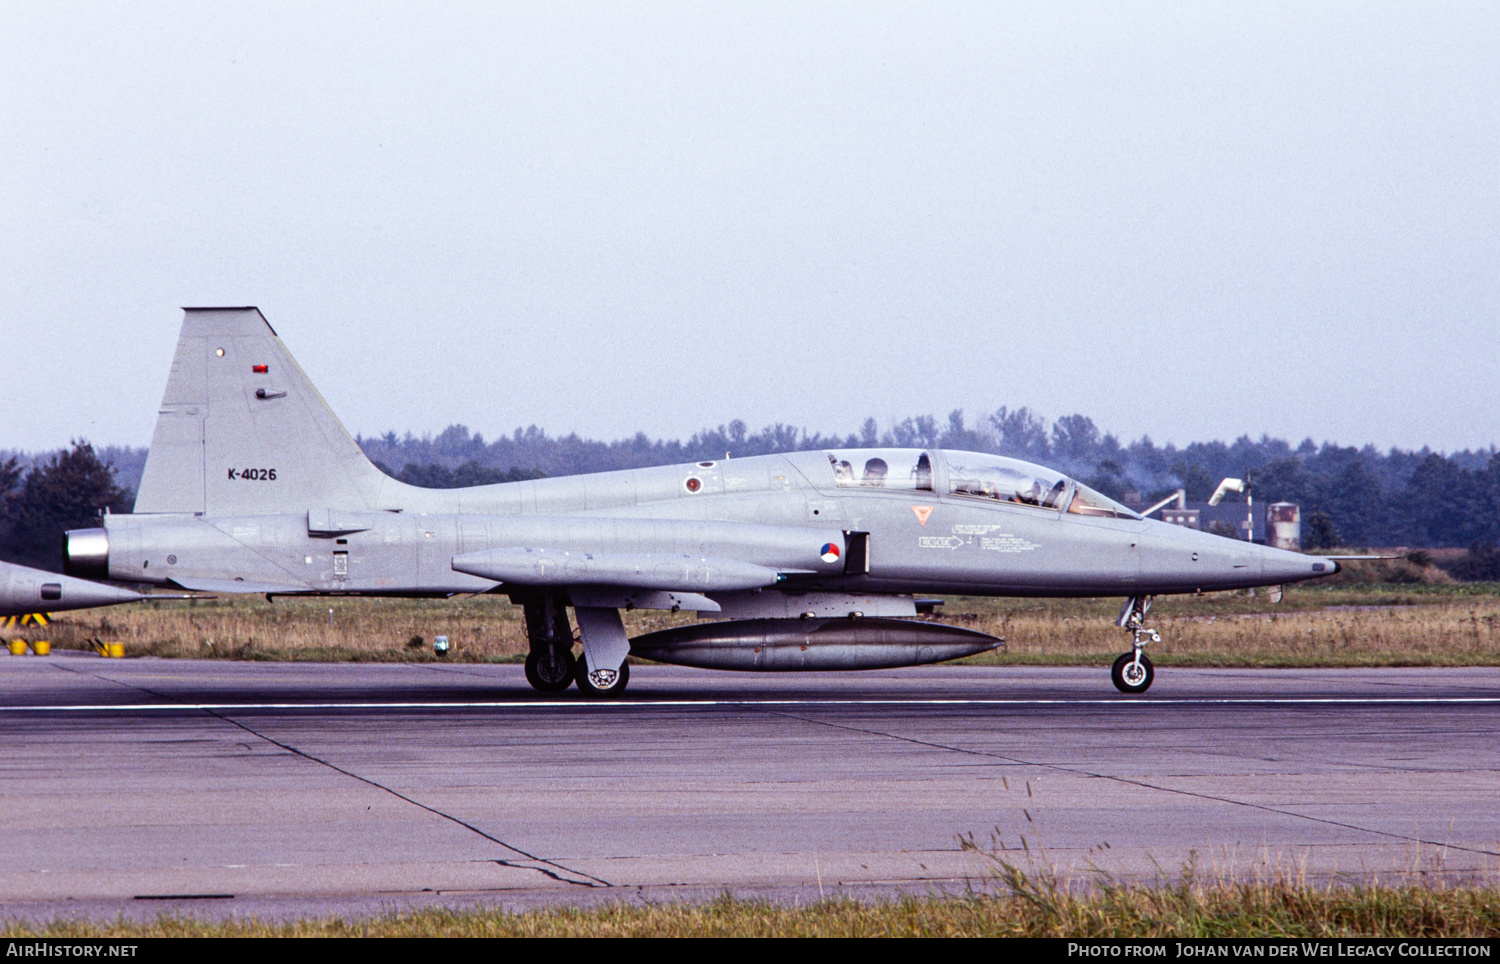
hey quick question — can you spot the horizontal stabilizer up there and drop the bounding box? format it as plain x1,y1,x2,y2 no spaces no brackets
452,548,782,592
167,577,313,594
307,508,376,536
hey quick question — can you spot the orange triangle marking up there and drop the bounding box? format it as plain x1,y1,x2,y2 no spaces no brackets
911,505,933,526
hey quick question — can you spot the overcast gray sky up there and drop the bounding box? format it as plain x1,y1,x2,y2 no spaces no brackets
2,2,1496,455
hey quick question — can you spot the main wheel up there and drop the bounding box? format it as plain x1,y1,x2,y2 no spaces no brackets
525,647,576,692
575,656,630,698
1111,652,1154,694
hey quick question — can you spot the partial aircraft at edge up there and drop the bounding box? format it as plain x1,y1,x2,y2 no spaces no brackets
0,559,142,618
63,308,1338,694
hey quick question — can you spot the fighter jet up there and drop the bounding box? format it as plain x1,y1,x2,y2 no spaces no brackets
0,558,142,618
64,308,1338,694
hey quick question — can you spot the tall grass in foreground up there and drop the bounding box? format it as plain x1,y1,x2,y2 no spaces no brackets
11,584,1500,668
5,881,1500,937
959,596,1500,666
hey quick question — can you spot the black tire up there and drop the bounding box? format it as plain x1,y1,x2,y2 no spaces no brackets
525,647,576,692
1111,652,1154,694
575,656,630,698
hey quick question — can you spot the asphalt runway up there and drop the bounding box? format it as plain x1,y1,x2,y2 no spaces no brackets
0,653,1497,922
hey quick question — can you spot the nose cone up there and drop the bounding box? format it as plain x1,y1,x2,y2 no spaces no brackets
1261,546,1339,585
1140,519,1341,592
0,560,142,617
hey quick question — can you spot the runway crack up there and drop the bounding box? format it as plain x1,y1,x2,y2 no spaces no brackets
204,712,612,888
749,705,1500,860
48,661,612,889
492,859,595,885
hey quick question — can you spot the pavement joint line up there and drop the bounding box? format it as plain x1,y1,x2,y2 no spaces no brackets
198,712,614,890
745,706,1500,861
2,696,1500,712
39,662,615,890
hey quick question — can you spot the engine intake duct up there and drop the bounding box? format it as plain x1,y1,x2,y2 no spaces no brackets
629,617,1001,671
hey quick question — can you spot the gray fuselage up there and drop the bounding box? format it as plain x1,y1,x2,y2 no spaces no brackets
94,448,1330,599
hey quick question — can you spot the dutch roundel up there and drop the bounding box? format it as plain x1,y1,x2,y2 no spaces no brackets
820,542,841,564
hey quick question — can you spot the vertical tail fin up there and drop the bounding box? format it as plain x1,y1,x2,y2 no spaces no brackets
135,308,390,515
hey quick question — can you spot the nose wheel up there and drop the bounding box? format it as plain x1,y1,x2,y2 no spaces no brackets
1113,595,1158,694
1111,651,1154,693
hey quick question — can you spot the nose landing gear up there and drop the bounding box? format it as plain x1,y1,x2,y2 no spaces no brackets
1111,650,1154,693
1112,596,1158,694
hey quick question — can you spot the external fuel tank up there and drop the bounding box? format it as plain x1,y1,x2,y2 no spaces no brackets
629,616,1002,671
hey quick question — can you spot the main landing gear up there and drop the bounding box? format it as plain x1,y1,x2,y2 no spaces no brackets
522,595,577,693
524,646,575,692
575,655,629,697
520,595,632,697
571,607,632,698
1112,595,1158,694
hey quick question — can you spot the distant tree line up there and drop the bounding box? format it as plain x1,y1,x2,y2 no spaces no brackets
355,409,1500,552
373,461,547,488
4,409,1499,575
0,442,132,571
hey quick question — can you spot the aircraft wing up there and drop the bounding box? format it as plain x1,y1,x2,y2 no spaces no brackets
451,548,786,592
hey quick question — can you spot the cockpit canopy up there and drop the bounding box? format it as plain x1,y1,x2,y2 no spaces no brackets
826,449,935,491
823,449,1140,520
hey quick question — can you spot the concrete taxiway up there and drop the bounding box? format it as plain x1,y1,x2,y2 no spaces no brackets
0,654,1497,921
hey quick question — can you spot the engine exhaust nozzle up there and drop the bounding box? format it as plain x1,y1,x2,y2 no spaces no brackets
63,528,110,579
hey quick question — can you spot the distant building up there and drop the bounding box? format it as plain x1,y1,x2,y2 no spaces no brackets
1156,501,1300,547
1160,507,1200,529
1265,503,1301,550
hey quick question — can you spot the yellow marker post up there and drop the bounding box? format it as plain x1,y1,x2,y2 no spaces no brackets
33,641,49,655
7,640,27,656
106,643,125,658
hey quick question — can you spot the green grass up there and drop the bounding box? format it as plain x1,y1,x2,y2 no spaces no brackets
6,881,1499,937
14,580,1500,668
